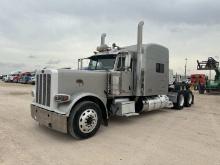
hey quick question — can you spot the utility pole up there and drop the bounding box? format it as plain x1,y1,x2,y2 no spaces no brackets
184,58,187,79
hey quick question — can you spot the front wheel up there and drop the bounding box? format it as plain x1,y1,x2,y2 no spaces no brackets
68,101,102,139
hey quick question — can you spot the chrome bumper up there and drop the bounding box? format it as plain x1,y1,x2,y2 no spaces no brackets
31,104,67,133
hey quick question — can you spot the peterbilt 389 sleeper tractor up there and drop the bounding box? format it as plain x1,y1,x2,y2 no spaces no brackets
31,21,194,139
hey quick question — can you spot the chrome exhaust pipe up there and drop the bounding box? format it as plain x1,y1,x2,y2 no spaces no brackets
101,33,106,45
97,33,108,52
136,21,144,96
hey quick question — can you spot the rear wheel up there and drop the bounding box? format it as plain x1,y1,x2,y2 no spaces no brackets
199,89,205,94
184,91,193,107
174,92,185,110
68,101,102,139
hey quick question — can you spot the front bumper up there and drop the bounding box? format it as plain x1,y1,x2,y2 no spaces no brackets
31,104,67,133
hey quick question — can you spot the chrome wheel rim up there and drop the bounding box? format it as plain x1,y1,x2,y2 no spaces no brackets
179,95,184,107
188,94,192,104
79,109,98,133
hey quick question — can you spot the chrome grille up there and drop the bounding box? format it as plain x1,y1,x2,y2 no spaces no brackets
46,75,51,106
36,73,51,106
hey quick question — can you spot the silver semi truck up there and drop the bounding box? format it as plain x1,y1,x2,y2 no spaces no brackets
31,21,194,139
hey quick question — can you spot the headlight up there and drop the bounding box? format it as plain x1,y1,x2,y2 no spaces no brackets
31,90,35,97
54,94,70,103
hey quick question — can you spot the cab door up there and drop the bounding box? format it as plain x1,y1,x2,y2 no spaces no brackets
116,53,133,96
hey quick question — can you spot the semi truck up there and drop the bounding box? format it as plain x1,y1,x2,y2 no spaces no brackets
31,21,194,139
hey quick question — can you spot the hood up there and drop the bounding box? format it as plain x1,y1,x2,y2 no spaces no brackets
57,69,107,98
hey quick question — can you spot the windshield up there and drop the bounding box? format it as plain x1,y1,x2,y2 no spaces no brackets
87,55,116,70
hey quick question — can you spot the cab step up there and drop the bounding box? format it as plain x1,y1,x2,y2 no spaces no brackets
123,112,139,117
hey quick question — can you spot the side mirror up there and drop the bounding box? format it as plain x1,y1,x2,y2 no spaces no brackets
125,54,131,71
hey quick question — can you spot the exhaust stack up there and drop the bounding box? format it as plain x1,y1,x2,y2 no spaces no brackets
97,33,108,52
136,21,144,96
101,33,106,45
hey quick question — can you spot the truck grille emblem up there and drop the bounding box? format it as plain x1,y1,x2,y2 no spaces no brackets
76,79,84,87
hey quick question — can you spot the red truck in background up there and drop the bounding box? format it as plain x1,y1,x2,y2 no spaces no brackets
19,72,32,83
12,72,31,83
190,74,206,93
12,74,21,83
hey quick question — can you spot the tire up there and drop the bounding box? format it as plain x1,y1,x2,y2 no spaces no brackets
184,91,193,107
199,89,205,94
174,92,185,110
191,93,194,104
68,101,102,139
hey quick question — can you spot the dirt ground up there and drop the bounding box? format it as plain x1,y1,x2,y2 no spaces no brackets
0,81,220,165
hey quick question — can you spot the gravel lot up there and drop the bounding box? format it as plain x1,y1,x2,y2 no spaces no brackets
0,81,220,165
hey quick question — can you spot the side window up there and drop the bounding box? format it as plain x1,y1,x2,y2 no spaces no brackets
88,60,97,70
156,63,164,73
117,56,126,71
96,61,104,70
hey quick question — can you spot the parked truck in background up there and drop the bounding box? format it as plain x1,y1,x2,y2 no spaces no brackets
3,75,10,82
19,72,32,84
28,72,36,85
8,71,21,82
31,21,194,139
190,74,206,93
